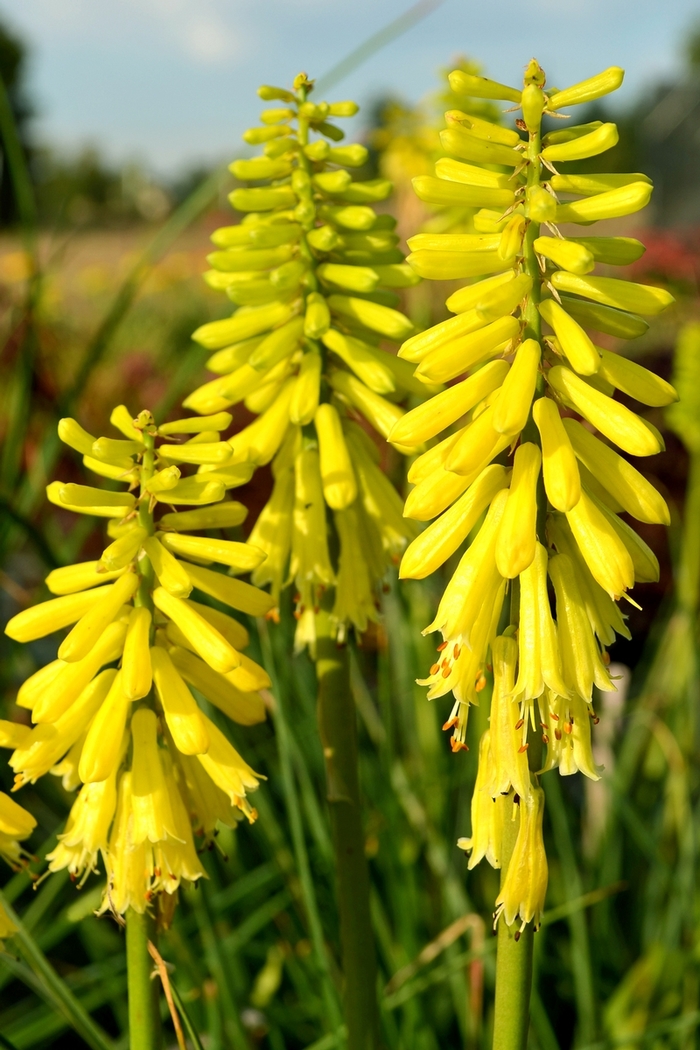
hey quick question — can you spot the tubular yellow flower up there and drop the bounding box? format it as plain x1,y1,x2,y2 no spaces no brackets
399,59,673,931
0,794,35,944
3,407,270,920
183,74,421,643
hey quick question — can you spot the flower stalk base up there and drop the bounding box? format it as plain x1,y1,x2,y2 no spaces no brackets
492,794,534,1050
126,908,161,1050
315,603,379,1050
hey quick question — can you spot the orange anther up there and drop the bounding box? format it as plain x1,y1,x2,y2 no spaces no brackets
437,641,448,652
442,716,459,731
518,743,529,753
430,663,440,675
515,717,524,730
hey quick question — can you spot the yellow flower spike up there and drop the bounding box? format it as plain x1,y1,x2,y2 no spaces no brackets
532,398,581,513
495,443,541,579
32,621,127,723
548,365,661,457
563,418,669,525
152,588,240,674
5,587,113,644
151,647,210,756
57,572,139,663
400,465,509,580
122,608,153,701
533,236,594,276
514,543,569,703
390,360,508,447
45,561,126,595
78,670,131,783
565,489,635,598
415,316,520,385
289,351,322,424
459,732,504,870
597,348,678,407
493,340,540,436
488,635,531,802
494,786,548,932
539,299,600,376
314,403,357,510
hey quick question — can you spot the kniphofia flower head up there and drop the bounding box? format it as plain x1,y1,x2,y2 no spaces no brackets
186,74,428,646
4,408,273,919
399,61,676,929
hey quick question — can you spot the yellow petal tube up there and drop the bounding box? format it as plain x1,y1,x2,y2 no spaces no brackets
475,273,533,322
150,647,210,756
548,66,624,110
488,635,531,801
415,316,519,384
400,465,509,579
460,731,504,869
57,573,138,663
185,599,249,650
32,621,127,723
399,307,491,362
547,366,661,457
44,561,126,596
332,504,378,635
159,533,266,574
426,489,508,645
99,772,148,914
249,466,295,603
196,716,261,815
493,340,540,435
533,237,594,276
557,693,602,780
592,497,659,583
169,646,266,726
121,607,153,700
548,554,614,701
228,380,295,466
444,405,512,478
98,527,147,572
5,587,112,644
152,587,240,673
389,360,508,447
142,537,192,598
554,182,652,224
539,299,600,376
9,661,112,783
78,670,130,783
226,652,271,693
495,443,541,579
494,786,548,931
532,398,581,512
183,563,275,617
0,793,37,839
315,403,357,509
597,348,678,407
565,489,634,598
513,543,569,702
289,351,322,425
47,772,118,881
0,721,31,749
328,370,404,442
551,272,674,317
130,708,178,844
541,122,618,163
563,418,669,525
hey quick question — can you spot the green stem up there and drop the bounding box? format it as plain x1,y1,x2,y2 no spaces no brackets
126,909,161,1050
492,795,534,1050
315,603,380,1050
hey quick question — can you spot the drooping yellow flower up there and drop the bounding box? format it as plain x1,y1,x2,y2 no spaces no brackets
3,408,271,920
403,60,675,931
185,74,421,646
0,793,36,945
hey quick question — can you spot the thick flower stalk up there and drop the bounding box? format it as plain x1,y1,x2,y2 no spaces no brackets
186,72,425,647
3,407,273,919
397,59,676,1023
0,792,36,943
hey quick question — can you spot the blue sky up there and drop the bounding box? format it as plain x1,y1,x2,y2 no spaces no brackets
2,0,699,174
